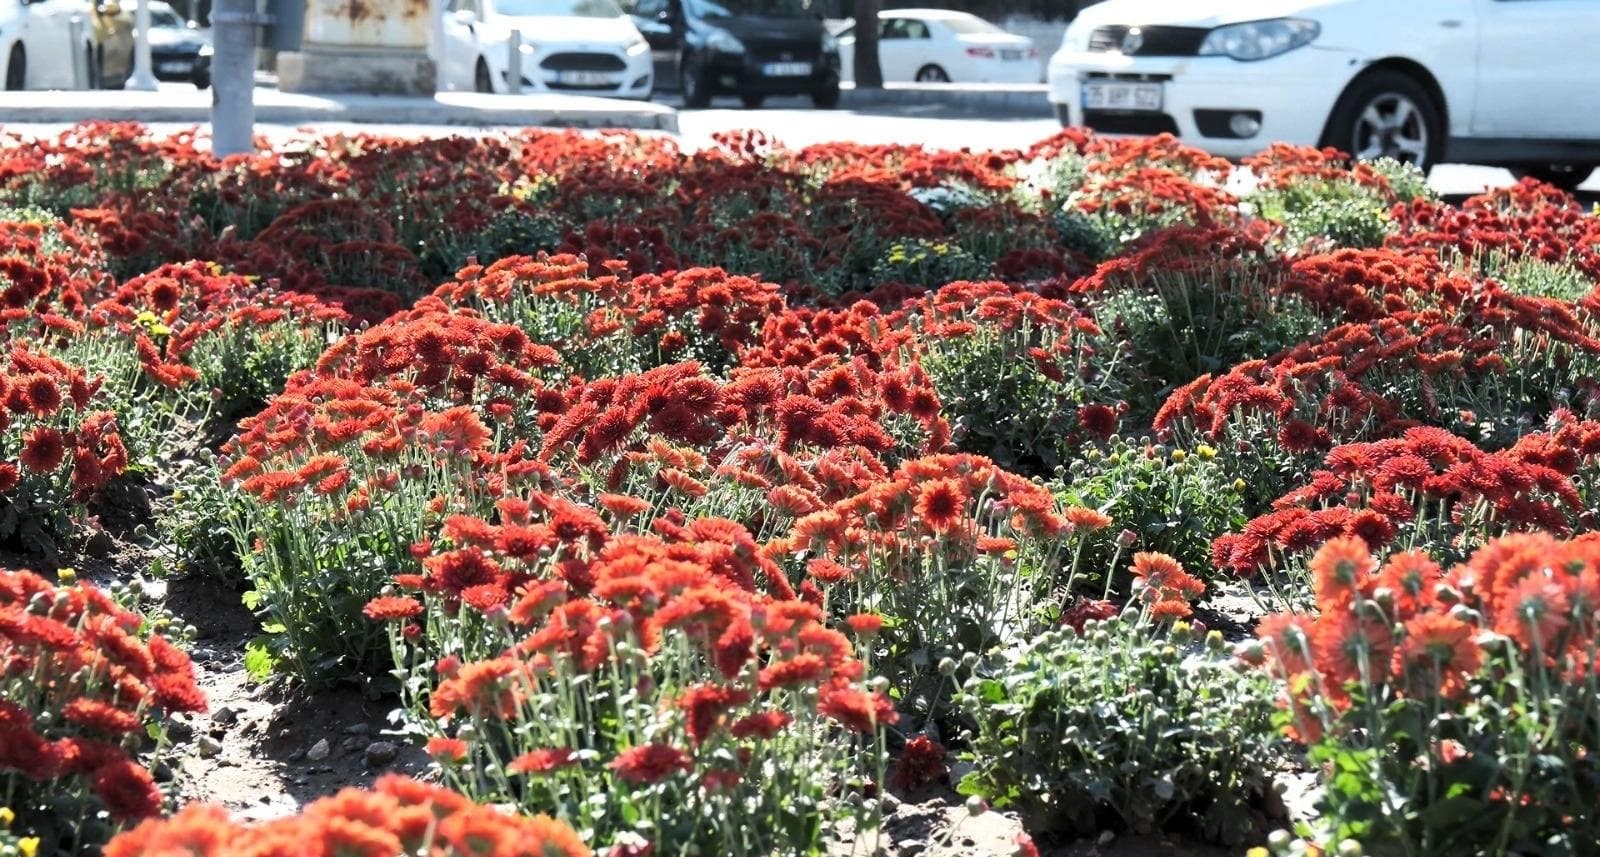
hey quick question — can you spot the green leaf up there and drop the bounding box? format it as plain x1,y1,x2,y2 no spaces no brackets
243,639,277,682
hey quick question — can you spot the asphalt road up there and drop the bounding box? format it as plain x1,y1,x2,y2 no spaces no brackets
5,91,1596,199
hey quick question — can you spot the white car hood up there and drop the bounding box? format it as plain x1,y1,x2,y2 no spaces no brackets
488,14,637,44
1075,0,1343,29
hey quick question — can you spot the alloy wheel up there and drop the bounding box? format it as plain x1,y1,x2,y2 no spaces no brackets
1352,93,1429,167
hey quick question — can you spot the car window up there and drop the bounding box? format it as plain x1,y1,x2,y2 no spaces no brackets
151,7,184,26
689,0,808,19
493,0,623,15
941,15,1004,35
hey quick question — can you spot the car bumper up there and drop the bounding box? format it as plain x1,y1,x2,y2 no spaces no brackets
705,51,840,95
1045,47,1355,158
965,59,1043,85
494,47,654,97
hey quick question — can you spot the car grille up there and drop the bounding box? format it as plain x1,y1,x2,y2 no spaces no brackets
539,52,625,72
1082,110,1181,136
1086,25,1209,56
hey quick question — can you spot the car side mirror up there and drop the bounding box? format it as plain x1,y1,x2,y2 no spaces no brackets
451,8,476,24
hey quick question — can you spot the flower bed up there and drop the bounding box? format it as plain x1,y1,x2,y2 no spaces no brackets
2,125,1598,856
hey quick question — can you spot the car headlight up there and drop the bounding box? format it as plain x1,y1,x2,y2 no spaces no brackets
626,35,649,55
1198,18,1319,61
706,28,745,54
518,42,534,55
821,31,838,54
199,43,213,56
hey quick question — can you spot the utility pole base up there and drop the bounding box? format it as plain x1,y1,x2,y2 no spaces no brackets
277,48,437,94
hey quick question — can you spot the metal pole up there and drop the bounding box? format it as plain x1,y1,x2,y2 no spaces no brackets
211,0,256,157
430,0,445,92
507,29,521,94
68,14,90,88
127,0,160,90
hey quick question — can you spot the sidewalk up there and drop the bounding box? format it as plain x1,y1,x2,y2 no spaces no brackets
0,87,679,133
840,82,1050,116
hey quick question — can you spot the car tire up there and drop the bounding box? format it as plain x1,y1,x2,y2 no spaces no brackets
1510,164,1596,192
4,46,22,91
474,59,494,93
681,55,712,109
740,93,764,109
811,83,840,110
914,64,949,83
1321,69,1443,171
193,69,211,90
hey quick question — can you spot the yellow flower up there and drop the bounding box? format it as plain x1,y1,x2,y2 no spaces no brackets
1170,449,1186,463
56,568,76,584
0,806,13,826
1232,478,1247,492
20,838,39,857
1196,443,1217,460
150,323,172,337
135,310,159,325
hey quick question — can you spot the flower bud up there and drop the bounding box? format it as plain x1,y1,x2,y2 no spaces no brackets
965,795,987,816
938,657,957,677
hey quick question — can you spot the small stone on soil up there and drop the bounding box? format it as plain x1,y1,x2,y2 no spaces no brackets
345,723,371,736
212,707,239,726
196,735,223,758
364,740,399,768
306,738,331,762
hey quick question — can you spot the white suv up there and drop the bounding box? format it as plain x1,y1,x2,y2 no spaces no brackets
1047,0,1600,188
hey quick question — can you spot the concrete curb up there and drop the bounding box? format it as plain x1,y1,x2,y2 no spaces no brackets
0,90,679,133
839,83,1050,117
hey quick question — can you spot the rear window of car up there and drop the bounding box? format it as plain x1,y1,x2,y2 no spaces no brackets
941,16,1005,35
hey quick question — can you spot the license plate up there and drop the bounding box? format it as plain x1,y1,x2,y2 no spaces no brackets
1001,49,1024,61
762,61,812,77
157,61,191,74
554,70,618,86
1082,81,1162,111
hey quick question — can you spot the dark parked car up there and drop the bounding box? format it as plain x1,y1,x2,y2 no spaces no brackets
146,0,210,88
629,0,840,108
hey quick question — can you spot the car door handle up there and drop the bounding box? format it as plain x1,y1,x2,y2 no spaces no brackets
1439,19,1462,28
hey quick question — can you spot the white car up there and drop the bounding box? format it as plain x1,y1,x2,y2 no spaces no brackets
440,0,653,98
839,9,1039,84
2,0,97,90
1047,0,1600,187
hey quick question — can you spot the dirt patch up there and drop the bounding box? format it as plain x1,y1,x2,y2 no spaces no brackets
159,571,432,818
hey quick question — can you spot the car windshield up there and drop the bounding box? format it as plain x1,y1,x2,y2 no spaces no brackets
151,7,185,27
690,0,810,19
941,16,1005,35
494,0,623,16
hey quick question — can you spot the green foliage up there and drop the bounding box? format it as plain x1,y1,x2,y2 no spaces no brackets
871,238,988,288
957,616,1283,844
1057,438,1247,580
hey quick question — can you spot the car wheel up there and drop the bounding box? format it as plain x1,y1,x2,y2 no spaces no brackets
681,55,711,108
474,59,494,93
1510,164,1596,192
1321,69,1442,171
4,46,23,91
740,93,764,109
193,69,211,90
811,83,840,110
914,64,949,83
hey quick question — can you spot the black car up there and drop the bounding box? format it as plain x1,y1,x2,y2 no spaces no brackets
147,1,212,89
630,0,840,109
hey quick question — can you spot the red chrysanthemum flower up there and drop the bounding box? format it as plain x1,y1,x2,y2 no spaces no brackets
608,743,692,785
20,425,67,473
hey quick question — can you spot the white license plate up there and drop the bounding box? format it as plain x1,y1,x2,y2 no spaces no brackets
1000,49,1024,61
554,70,618,86
157,61,191,74
1082,81,1163,111
762,61,813,77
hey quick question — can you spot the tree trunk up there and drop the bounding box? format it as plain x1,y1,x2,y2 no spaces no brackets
852,0,883,89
